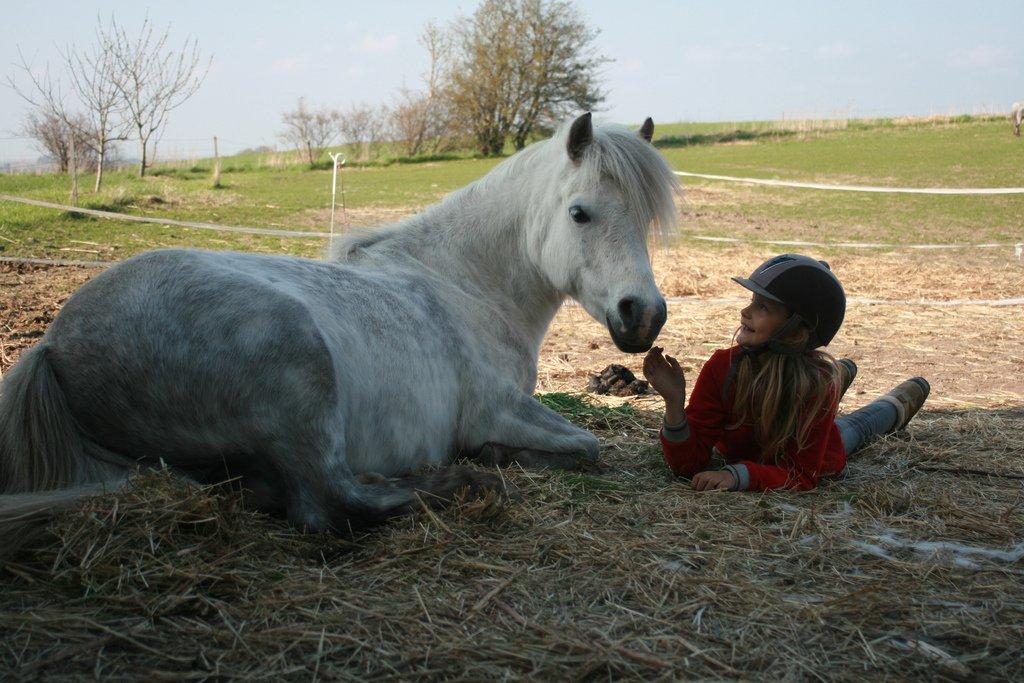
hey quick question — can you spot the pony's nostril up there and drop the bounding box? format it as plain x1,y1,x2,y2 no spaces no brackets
654,298,667,326
618,297,638,324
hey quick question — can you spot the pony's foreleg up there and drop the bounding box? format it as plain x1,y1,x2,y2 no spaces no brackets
326,466,506,533
275,442,505,534
473,443,600,472
466,390,600,471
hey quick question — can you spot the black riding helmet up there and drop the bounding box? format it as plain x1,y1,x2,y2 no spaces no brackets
732,254,846,351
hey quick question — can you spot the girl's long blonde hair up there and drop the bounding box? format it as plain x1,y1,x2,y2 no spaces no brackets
729,331,841,463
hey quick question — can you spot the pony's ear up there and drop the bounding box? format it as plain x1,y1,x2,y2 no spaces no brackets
639,117,654,143
567,112,593,164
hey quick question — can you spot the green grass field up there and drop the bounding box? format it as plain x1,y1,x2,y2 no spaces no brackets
658,117,1024,244
1,115,1021,260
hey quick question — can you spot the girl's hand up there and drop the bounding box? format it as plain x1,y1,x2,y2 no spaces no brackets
643,346,686,404
692,470,736,491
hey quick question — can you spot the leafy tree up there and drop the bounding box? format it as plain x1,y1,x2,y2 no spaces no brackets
445,0,608,155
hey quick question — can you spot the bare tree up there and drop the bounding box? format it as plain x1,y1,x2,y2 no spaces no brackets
21,110,94,172
63,18,131,190
103,16,209,177
389,23,458,157
6,51,89,200
338,102,390,160
280,98,338,167
445,0,608,155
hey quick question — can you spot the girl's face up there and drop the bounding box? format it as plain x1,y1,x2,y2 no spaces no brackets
737,293,790,347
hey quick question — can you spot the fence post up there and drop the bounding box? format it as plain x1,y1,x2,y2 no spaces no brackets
328,152,347,251
212,136,221,188
69,133,79,206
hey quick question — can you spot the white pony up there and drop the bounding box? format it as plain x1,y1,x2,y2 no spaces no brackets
1013,102,1023,137
0,114,678,535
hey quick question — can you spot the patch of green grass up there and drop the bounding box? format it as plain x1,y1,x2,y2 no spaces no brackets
557,472,626,501
536,392,639,434
0,158,502,259
537,392,635,419
663,119,1021,186
663,118,1024,244
1,116,1020,259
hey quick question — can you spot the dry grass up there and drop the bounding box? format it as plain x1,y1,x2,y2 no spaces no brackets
1,248,1022,680
649,243,1024,301
1,404,1021,679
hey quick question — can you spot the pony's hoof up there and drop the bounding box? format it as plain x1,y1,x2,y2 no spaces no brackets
577,454,603,473
356,471,391,485
435,465,507,502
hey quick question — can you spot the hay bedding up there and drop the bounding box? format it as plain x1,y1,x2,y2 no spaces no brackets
2,261,1023,680
2,408,1022,679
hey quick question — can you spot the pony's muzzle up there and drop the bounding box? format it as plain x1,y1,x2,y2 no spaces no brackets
607,296,667,353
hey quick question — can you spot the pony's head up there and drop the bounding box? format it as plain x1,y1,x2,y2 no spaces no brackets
529,113,679,352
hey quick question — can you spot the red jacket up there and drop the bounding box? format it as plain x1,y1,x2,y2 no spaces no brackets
660,346,846,491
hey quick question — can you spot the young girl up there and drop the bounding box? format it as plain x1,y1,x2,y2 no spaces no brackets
643,253,929,492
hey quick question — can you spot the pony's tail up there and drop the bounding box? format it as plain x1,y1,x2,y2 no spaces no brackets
0,345,128,559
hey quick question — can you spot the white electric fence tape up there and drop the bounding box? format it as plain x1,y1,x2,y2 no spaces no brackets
674,170,1024,195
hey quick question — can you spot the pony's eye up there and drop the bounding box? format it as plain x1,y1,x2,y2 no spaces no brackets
569,205,591,224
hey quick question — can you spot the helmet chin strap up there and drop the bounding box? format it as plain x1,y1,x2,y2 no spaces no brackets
723,313,807,400
766,313,808,354
741,313,808,357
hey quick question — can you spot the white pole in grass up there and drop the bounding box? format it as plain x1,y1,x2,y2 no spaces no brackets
328,152,346,251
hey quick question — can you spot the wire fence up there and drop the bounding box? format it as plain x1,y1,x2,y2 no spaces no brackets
0,194,331,238
2,142,1022,309
0,136,269,174
674,171,1024,195
2,192,1020,256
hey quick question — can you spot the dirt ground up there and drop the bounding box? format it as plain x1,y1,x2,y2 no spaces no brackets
1,249,1022,680
547,245,1023,412
2,250,1021,435
3,250,1022,409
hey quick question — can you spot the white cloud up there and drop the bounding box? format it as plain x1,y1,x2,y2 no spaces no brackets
680,42,789,68
357,34,399,55
617,57,644,75
948,45,1012,69
681,45,723,68
269,55,307,74
816,41,857,60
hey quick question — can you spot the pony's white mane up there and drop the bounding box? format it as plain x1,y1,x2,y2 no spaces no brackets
576,122,680,241
330,120,680,260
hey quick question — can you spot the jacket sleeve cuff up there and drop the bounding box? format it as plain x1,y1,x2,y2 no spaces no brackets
723,463,750,491
661,416,691,442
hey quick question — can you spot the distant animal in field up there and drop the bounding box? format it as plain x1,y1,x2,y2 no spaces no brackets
0,113,679,538
1013,102,1023,137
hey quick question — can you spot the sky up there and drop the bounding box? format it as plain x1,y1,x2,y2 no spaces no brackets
1,0,1020,163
